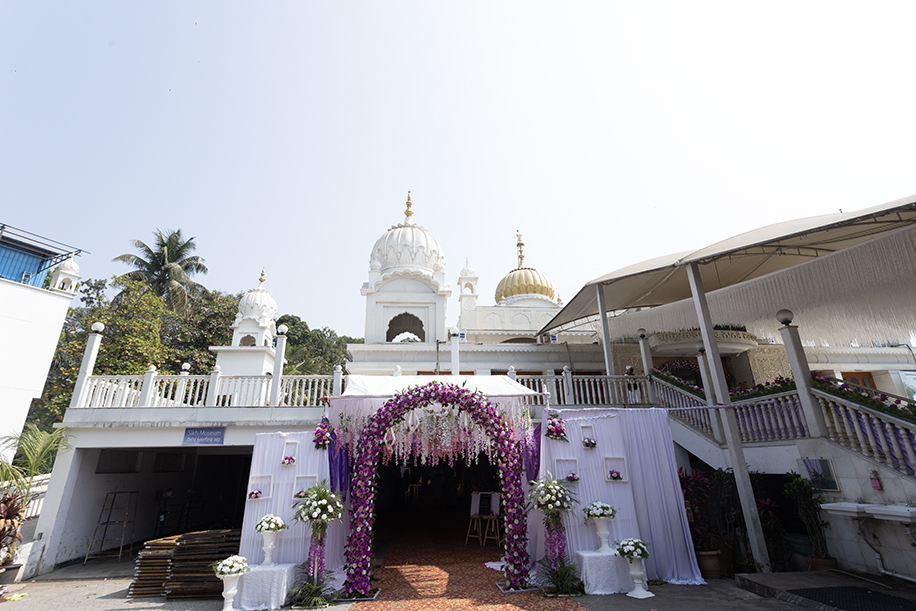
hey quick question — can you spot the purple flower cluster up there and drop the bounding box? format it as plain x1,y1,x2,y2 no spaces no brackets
313,416,332,449
544,521,567,570
341,382,530,596
247,489,261,500
306,529,327,579
545,413,568,442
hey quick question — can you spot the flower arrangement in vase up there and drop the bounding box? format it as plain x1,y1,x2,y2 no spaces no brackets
529,472,577,570
247,489,262,500
294,480,343,584
255,514,287,533
616,538,653,599
281,455,295,466
584,501,617,553
255,514,287,567
312,416,332,450
615,538,649,563
582,437,596,448
545,414,568,442
213,555,250,611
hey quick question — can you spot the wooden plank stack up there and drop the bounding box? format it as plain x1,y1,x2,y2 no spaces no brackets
164,529,242,600
127,535,179,599
127,529,241,600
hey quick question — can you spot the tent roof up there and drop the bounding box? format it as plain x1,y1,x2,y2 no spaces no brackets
540,194,916,334
338,374,541,398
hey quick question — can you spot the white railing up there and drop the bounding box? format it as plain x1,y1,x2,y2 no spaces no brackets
149,375,210,407
815,389,916,476
83,376,144,408
733,391,808,443
280,376,335,406
514,375,564,405
212,376,271,407
655,377,717,439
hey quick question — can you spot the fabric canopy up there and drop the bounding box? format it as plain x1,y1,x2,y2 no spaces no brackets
540,194,916,334
339,374,541,398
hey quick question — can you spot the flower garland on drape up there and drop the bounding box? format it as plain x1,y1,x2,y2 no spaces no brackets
341,382,531,596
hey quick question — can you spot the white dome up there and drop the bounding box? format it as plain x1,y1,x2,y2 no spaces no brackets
370,222,445,275
60,256,80,274
459,259,475,277
234,277,277,327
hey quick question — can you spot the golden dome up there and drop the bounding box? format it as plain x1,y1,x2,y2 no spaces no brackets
494,232,555,303
495,267,555,302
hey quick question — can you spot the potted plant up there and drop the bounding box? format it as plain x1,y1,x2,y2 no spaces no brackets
783,472,835,569
679,468,721,578
0,493,24,585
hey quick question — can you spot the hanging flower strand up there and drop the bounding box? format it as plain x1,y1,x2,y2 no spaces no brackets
293,480,343,583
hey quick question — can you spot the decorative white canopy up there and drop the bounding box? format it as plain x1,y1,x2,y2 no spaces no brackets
540,194,916,334
339,374,541,398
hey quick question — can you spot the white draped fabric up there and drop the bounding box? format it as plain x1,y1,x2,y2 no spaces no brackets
533,408,702,585
240,432,347,570
237,563,297,610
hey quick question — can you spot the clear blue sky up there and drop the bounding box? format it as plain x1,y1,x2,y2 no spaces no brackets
4,2,916,338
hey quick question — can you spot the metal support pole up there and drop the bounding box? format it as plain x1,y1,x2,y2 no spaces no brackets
685,262,771,572
595,285,615,376
636,329,657,405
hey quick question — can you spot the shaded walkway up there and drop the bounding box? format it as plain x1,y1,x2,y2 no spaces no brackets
355,512,583,611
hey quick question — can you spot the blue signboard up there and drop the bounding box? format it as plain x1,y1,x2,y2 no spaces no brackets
183,427,225,445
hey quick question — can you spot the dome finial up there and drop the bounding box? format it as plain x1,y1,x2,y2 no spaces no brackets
259,267,266,283
516,231,525,268
405,191,413,221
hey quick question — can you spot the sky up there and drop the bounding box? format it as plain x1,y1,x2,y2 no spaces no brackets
4,2,916,338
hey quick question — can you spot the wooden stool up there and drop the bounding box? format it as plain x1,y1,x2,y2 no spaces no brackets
465,515,482,545
482,515,501,546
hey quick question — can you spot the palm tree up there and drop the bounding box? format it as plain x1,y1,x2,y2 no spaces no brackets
113,229,209,314
1,425,71,505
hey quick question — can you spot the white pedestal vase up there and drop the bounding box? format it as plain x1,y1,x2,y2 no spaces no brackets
625,557,654,599
592,517,612,553
220,573,242,611
261,530,279,567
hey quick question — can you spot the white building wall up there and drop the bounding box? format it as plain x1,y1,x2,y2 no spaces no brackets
0,279,72,461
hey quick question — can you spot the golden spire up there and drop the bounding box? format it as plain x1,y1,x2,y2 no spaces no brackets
259,267,266,283
516,231,525,268
404,191,413,220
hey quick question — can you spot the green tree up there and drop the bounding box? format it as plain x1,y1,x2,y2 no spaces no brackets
161,290,239,373
276,314,363,375
113,229,208,314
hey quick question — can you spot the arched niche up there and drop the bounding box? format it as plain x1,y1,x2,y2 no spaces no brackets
386,312,425,342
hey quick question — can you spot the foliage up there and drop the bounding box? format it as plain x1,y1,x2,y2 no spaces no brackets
537,555,585,597
286,567,337,608
679,467,713,551
1,425,71,505
113,228,208,314
652,370,706,399
160,290,238,373
276,314,362,375
783,472,830,559
0,493,24,566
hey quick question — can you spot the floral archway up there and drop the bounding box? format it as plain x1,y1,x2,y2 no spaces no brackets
341,381,531,596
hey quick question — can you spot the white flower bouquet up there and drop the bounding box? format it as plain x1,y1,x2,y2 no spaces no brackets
213,554,251,578
255,513,288,532
615,538,649,563
528,472,576,524
583,501,617,521
293,481,343,527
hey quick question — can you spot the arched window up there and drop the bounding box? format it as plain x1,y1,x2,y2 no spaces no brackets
386,312,425,342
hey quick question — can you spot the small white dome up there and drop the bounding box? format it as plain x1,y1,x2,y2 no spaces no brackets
370,222,445,274
60,256,80,274
235,276,277,327
459,259,475,277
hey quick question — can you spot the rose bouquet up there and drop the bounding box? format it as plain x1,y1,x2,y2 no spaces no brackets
582,437,597,448
313,416,332,450
282,455,295,465
545,414,568,442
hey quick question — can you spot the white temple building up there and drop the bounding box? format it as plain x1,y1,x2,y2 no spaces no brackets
12,193,916,592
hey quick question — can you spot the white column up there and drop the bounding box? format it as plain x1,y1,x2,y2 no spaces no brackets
507,366,517,381
137,365,158,406
69,323,105,409
595,285,615,375
333,365,344,394
777,310,827,438
206,365,223,407
685,262,771,572
450,327,460,375
270,329,288,406
636,329,657,405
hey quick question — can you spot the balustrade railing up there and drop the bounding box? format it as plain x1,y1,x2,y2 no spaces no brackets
149,375,210,408
815,389,916,476
514,375,564,405
655,378,717,439
732,391,808,443
212,376,271,407
83,375,144,408
280,376,335,406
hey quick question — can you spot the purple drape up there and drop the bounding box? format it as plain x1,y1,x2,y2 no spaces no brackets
328,429,350,502
524,424,541,482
